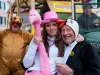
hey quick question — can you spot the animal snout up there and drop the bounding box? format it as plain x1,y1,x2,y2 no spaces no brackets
17,21,20,23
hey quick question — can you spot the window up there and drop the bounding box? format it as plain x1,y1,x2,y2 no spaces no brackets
89,0,97,8
0,1,1,9
0,16,3,24
0,1,6,10
4,17,6,25
2,17,4,25
4,2,6,9
0,16,6,25
1,1,4,9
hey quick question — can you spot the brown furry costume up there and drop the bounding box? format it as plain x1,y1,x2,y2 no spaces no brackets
0,16,33,75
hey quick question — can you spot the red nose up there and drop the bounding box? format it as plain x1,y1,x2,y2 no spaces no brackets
14,23,18,27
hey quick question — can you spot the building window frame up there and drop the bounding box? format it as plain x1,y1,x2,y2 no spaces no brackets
0,1,1,9
0,16,6,25
4,2,6,9
1,1,4,9
0,16,3,24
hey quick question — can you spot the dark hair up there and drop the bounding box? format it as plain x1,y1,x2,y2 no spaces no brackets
42,22,64,57
82,5,93,9
40,0,50,19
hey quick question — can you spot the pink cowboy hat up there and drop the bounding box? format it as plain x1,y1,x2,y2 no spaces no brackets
41,11,60,27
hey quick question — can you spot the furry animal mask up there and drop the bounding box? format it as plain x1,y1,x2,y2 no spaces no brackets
9,16,23,32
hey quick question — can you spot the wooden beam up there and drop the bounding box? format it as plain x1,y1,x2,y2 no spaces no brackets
7,0,16,13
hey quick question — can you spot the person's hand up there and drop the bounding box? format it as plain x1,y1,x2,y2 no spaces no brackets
76,34,84,42
56,64,72,75
34,34,43,45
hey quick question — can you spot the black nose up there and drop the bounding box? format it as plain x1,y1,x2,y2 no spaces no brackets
17,21,19,23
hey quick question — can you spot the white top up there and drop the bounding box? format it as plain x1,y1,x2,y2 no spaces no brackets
23,36,58,74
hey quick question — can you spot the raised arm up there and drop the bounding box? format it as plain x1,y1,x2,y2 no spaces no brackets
23,38,38,68
23,35,43,68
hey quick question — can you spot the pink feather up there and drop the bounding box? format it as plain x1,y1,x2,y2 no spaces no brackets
28,9,51,75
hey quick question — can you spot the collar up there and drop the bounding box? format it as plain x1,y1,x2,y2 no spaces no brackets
64,40,78,48
47,36,56,46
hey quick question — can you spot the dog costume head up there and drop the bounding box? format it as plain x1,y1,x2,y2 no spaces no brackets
9,16,23,33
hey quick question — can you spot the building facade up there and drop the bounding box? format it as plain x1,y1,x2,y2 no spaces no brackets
0,0,7,30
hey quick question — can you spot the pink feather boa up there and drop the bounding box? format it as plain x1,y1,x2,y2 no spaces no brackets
25,9,52,75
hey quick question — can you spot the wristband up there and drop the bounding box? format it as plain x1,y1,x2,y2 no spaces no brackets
71,69,74,74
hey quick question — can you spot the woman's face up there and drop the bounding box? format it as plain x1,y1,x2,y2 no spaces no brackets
45,21,58,37
61,25,75,45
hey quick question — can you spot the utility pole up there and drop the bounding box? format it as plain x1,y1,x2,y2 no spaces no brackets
71,0,74,19
30,0,35,34
31,0,35,9
7,0,11,28
17,0,20,16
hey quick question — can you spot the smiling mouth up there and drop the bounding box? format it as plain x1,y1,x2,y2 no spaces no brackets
63,35,70,38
